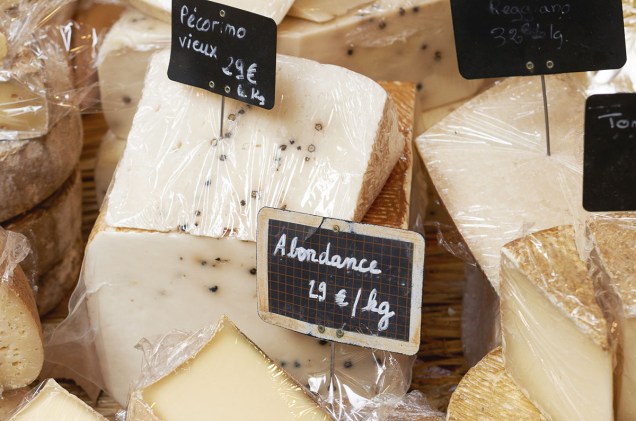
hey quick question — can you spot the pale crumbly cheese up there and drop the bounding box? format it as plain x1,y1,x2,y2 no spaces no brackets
0,261,43,390
587,213,636,421
447,347,545,421
7,379,107,420
95,131,126,205
106,50,403,241
127,0,294,24
85,217,410,405
97,9,169,139
126,316,332,420
278,0,485,112
416,75,587,292
501,226,614,421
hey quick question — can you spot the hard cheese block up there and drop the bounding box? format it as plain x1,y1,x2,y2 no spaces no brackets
127,0,294,24
447,347,545,421
501,226,614,421
97,9,169,139
127,316,332,420
106,50,402,241
95,132,126,205
7,379,107,420
0,230,43,391
416,75,587,292
587,214,636,421
85,218,409,406
277,0,485,112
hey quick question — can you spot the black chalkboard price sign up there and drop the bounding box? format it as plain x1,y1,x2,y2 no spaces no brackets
450,0,626,79
583,94,636,212
169,0,277,109
256,208,425,355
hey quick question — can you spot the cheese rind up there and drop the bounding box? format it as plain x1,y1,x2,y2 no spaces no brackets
6,379,107,420
127,316,332,420
0,229,43,391
36,234,82,315
85,219,410,406
586,213,636,421
417,75,587,292
501,226,614,421
278,0,485,112
127,0,294,24
0,112,82,223
106,51,402,241
3,169,81,281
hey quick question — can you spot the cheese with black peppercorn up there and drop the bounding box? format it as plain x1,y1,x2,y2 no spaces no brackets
81,50,408,406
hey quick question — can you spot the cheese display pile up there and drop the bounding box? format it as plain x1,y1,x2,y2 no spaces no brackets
126,316,332,420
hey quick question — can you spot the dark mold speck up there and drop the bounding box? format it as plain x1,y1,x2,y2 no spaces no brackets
208,286,219,292
250,268,257,275
344,360,353,369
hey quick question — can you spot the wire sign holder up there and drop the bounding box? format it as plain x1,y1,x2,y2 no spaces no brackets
449,0,626,156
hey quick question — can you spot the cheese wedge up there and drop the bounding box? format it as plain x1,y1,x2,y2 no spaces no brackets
278,0,485,112
85,218,410,405
127,316,332,420
0,229,43,390
3,169,81,281
6,379,107,420
416,75,587,292
587,213,636,421
447,347,545,420
97,9,169,139
106,50,402,241
95,132,126,205
127,0,294,24
0,112,82,223
501,226,614,421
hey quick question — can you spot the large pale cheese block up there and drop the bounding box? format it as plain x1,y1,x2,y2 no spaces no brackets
95,132,126,205
106,50,402,241
127,0,293,24
3,169,81,280
587,213,636,421
416,75,587,292
126,316,332,420
278,0,485,112
288,0,373,22
447,347,545,420
85,218,410,406
0,229,43,390
0,112,82,223
501,226,614,421
97,9,169,139
6,379,107,420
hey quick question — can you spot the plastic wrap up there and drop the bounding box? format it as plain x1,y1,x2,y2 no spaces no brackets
500,226,615,421
0,227,44,392
5,379,107,420
124,317,444,421
416,74,589,294
278,0,486,113
585,213,636,420
126,0,294,24
47,49,412,416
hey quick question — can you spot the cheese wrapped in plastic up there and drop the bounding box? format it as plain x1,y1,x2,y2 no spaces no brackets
501,226,615,421
48,50,413,418
0,227,44,391
586,213,636,421
5,379,106,420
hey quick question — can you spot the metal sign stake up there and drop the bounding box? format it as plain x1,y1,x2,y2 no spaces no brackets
541,75,551,156
219,96,226,139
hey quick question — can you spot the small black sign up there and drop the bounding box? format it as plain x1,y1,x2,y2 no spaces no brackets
584,94,636,212
256,208,424,355
450,0,626,79
169,0,277,109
